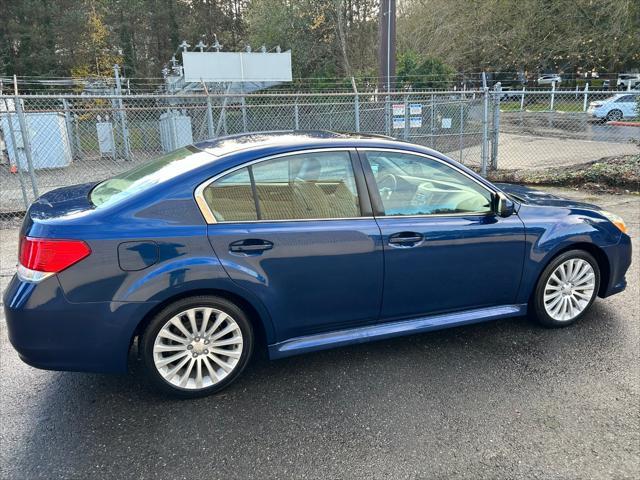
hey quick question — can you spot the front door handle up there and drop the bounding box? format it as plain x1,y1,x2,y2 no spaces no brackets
388,232,424,247
229,239,274,254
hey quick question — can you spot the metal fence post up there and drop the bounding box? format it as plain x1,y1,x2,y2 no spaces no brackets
2,97,29,208
294,97,300,130
550,81,556,111
481,85,489,177
61,98,76,158
353,93,360,133
14,95,39,198
385,95,391,136
491,83,501,170
403,94,409,140
206,96,215,138
241,95,248,132
114,65,131,160
583,83,589,111
459,100,464,164
351,77,360,133
520,86,526,111
430,94,435,148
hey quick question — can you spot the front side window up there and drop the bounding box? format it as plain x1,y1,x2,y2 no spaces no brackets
203,151,360,222
364,151,492,216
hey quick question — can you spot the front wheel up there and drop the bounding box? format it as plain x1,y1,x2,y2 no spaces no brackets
532,251,600,328
141,296,254,398
605,109,623,121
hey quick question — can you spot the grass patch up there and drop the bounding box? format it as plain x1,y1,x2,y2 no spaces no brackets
488,154,640,192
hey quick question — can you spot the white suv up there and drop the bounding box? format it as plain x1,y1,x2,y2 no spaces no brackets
617,73,640,90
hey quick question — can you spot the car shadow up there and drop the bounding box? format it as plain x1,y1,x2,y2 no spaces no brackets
4,302,630,478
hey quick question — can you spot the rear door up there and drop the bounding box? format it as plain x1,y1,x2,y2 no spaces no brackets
359,149,526,321
201,149,384,341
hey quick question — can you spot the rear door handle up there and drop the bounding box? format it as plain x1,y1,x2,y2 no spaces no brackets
388,232,424,247
229,239,274,254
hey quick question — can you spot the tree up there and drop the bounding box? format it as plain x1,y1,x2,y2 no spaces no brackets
396,51,455,89
71,4,122,77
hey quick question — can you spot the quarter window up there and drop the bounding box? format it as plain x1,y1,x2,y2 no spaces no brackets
203,151,361,222
364,151,492,216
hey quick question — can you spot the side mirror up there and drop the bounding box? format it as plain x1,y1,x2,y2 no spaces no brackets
494,192,515,217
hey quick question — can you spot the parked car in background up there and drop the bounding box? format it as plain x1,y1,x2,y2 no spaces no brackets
537,74,562,86
3,132,632,398
617,73,640,90
498,87,524,101
588,93,639,121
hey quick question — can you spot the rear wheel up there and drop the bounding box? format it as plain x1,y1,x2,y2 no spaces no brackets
532,250,600,328
141,296,253,398
605,109,623,121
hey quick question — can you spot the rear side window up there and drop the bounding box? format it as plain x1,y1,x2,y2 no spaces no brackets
203,151,361,222
91,147,210,207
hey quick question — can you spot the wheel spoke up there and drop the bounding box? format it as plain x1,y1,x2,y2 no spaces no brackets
210,347,241,359
186,310,198,335
164,355,191,381
211,336,243,347
179,358,196,387
195,358,204,389
202,356,220,383
169,317,192,339
158,329,189,344
199,308,214,336
204,312,228,338
155,350,188,368
210,323,239,342
154,344,188,353
208,353,234,373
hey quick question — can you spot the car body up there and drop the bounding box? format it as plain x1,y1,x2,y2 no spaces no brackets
617,73,640,90
537,74,562,85
588,93,639,121
3,131,632,397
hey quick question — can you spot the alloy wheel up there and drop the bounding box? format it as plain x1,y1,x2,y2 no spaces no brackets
152,307,243,390
543,258,596,322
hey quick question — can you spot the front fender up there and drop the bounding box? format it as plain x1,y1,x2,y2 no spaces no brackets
516,205,623,303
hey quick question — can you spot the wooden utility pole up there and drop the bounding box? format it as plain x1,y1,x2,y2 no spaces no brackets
378,0,396,92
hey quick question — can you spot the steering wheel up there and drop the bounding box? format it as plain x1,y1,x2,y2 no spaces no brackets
377,173,397,200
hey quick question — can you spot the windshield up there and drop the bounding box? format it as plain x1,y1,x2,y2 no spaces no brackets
90,146,210,207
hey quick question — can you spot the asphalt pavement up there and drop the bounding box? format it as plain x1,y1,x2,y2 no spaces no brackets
1,187,638,479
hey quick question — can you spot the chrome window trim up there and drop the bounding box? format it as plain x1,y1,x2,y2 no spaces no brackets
194,147,362,225
357,147,497,219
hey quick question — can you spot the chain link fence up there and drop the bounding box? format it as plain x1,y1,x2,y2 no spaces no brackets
1,89,638,223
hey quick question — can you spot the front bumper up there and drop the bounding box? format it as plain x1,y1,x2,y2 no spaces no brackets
600,233,632,298
3,274,155,373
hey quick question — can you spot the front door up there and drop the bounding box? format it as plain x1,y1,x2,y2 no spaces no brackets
203,149,383,341
360,149,526,320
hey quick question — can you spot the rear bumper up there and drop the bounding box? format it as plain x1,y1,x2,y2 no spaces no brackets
3,274,155,373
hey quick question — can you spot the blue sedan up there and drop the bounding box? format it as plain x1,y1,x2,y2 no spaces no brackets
3,131,632,397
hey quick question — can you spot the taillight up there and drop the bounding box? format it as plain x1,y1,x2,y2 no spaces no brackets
19,236,91,273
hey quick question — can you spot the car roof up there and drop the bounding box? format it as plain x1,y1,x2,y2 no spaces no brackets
193,130,408,157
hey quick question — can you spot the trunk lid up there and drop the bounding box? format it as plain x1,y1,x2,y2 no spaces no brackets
22,183,98,236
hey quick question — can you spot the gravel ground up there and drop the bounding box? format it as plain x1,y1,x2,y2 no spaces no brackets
0,187,638,480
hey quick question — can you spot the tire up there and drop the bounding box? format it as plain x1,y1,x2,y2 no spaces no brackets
141,295,254,398
531,250,600,328
605,109,623,121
